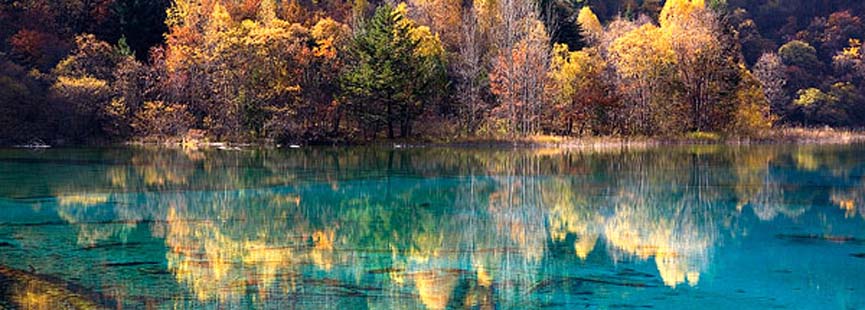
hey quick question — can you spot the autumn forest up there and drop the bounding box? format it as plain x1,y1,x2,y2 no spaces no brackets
1,0,864,144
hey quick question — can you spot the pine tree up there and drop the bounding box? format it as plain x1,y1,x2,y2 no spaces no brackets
339,4,445,139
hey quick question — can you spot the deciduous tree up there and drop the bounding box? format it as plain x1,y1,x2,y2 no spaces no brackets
753,52,788,117
547,43,608,135
609,23,675,135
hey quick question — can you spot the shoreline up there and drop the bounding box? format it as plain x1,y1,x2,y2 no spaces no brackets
7,128,865,150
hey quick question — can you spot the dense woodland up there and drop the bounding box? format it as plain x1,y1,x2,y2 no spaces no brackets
0,0,863,144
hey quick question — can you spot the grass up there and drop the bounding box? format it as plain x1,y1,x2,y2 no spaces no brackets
685,131,722,142
124,127,865,150
758,127,865,144
433,127,865,150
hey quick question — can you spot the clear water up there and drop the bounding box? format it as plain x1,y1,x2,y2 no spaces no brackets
1,145,864,309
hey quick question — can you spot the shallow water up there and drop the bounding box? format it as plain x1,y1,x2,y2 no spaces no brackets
0,145,864,309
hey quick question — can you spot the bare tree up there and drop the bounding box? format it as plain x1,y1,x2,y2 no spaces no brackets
753,52,788,117
489,0,550,135
455,8,487,134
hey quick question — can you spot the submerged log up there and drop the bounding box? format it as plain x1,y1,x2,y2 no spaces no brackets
775,234,865,244
100,261,160,268
0,266,107,309
529,275,658,293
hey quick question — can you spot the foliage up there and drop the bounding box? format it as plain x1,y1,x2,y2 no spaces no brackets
2,0,865,144
686,131,721,141
489,19,550,135
778,40,821,71
129,101,194,138
577,6,603,43
339,3,446,139
608,23,676,135
789,83,865,126
732,66,773,134
452,7,489,135
547,43,609,135
50,34,143,141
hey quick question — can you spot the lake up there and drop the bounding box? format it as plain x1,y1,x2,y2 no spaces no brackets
1,145,864,309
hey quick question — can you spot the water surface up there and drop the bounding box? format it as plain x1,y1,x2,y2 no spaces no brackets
1,145,864,309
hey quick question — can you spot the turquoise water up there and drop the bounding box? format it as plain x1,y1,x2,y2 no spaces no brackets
1,146,864,309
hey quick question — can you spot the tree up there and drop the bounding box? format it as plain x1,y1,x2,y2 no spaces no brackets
800,10,863,60
731,66,773,134
131,101,195,138
790,86,841,126
487,0,551,136
833,39,865,85
778,40,821,97
454,8,490,135
302,17,351,140
490,19,550,135
407,0,463,50
789,82,864,126
158,0,316,141
113,0,170,59
7,29,69,70
662,0,740,132
577,6,603,45
547,43,609,135
540,0,585,50
753,53,788,117
339,3,446,139
608,23,676,135
778,40,821,70
51,34,139,141
0,62,55,144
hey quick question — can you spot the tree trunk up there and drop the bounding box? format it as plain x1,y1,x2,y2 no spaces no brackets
386,101,394,139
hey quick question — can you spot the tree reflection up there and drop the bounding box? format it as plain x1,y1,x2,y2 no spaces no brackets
35,144,865,308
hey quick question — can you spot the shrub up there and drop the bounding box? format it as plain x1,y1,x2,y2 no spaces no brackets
131,101,195,139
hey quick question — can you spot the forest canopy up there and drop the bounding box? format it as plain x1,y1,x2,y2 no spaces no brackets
1,0,863,144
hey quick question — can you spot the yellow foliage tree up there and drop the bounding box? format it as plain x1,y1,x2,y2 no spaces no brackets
548,43,608,135
659,0,705,29
609,23,676,134
577,7,603,44
407,0,462,49
732,66,774,134
311,17,350,59
160,0,317,140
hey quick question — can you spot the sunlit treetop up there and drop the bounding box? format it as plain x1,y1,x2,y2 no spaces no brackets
258,0,277,24
391,3,445,58
659,0,706,28
609,23,676,80
577,7,603,41
312,18,351,58
843,38,862,58
411,25,445,58
208,3,233,33
794,88,836,106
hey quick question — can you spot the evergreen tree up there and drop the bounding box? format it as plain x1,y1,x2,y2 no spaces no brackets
340,4,445,139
